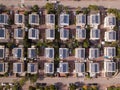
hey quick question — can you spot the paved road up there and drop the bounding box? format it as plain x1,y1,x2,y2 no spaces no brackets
0,0,120,9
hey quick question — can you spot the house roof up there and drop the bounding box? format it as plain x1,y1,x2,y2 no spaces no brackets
75,62,85,73
104,47,116,58
57,62,68,73
104,14,116,29
89,48,99,59
28,28,39,40
60,13,69,26
75,48,85,59
13,63,23,73
46,14,55,25
45,48,54,59
105,30,116,42
15,14,24,25
76,26,86,39
60,28,69,40
27,63,38,73
29,13,39,25
13,48,23,58
90,29,100,40
46,29,55,40
0,14,8,25
89,62,99,73
104,61,116,72
0,28,5,39
14,28,24,39
76,14,86,26
44,63,54,74
28,48,37,59
59,48,69,59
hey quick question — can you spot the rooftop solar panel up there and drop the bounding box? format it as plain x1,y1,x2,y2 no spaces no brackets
82,15,85,23
50,15,54,23
18,15,23,23
63,29,68,38
31,49,36,58
63,64,67,72
17,64,21,72
0,64,3,72
96,15,99,23
0,15,4,23
32,15,36,23
63,49,67,58
50,30,54,37
94,64,98,72
32,29,36,37
0,49,3,58
17,28,23,37
0,28,5,37
49,49,53,58
17,49,22,58
31,64,35,72
49,64,53,72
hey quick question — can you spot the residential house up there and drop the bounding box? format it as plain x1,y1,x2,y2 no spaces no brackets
29,13,39,25
57,62,69,74
14,28,24,39
0,62,8,74
13,62,24,73
90,29,100,40
13,48,23,59
89,48,99,59
28,47,37,59
14,14,24,25
76,26,86,40
74,62,85,77
44,62,54,74
75,48,85,60
45,29,55,40
89,62,99,77
59,48,69,59
28,28,39,40
27,63,38,74
46,14,55,26
60,28,69,40
0,14,8,25
76,14,86,27
88,13,100,28
59,13,69,26
104,47,116,58
104,61,116,72
104,30,116,42
104,14,116,29
45,48,54,59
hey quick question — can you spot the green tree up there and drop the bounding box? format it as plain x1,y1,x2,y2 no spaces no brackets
31,5,39,12
30,74,38,83
69,84,76,90
45,3,56,14
29,86,36,90
49,85,56,90
83,39,89,48
88,5,99,11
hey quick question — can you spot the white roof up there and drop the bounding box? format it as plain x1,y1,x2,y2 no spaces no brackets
89,62,99,73
57,62,68,73
28,48,37,59
60,28,69,40
104,47,116,58
90,28,100,40
88,13,100,28
0,28,5,39
89,48,99,59
27,63,38,74
13,63,23,73
46,14,55,26
0,14,8,25
45,29,55,40
104,61,116,72
76,14,86,27
15,14,24,25
59,48,69,59
76,26,86,40
14,28,24,39
45,48,54,59
29,13,39,25
13,48,23,59
104,30,116,42
28,28,39,40
104,14,116,29
59,13,69,26
44,63,54,74
75,62,85,73
75,48,85,59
